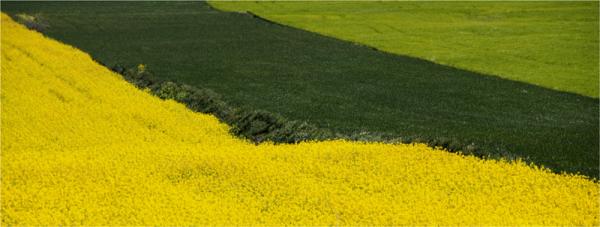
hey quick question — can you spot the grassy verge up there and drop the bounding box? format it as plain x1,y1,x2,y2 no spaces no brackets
108,64,333,144
107,63,485,155
2,1,597,178
211,1,599,97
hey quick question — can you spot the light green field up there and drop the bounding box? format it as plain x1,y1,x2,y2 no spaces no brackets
211,1,599,97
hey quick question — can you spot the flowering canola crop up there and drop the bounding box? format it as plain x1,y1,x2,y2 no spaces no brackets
1,13,598,226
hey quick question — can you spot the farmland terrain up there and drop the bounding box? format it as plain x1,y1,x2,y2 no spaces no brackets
1,1,598,178
2,14,599,225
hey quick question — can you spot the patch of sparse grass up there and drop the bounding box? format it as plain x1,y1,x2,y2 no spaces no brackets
14,13,48,32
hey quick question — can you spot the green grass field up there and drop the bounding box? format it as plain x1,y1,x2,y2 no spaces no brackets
211,1,599,97
1,2,598,178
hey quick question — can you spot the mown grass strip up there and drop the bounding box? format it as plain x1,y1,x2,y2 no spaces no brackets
2,1,597,178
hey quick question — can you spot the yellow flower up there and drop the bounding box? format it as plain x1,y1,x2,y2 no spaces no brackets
137,63,146,73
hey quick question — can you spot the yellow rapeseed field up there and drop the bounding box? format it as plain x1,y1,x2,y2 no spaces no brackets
1,13,599,226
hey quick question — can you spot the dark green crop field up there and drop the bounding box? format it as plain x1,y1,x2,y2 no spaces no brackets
2,2,598,178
